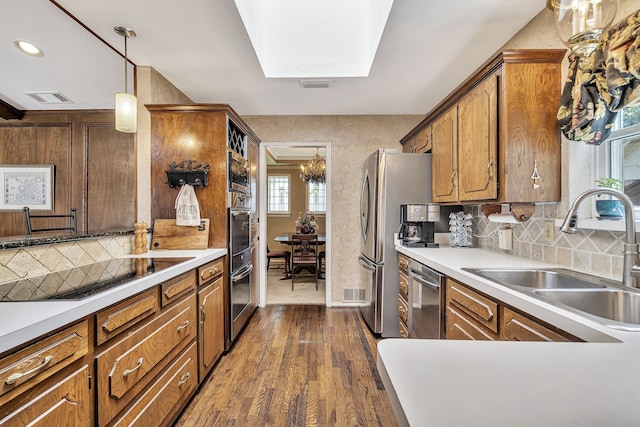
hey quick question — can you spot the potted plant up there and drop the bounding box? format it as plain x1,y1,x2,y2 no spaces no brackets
594,178,625,219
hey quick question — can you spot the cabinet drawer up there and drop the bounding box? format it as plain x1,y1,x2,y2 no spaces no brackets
112,343,198,427
96,294,196,426
0,364,91,427
0,320,88,403
399,320,409,338
161,271,196,307
446,279,499,334
96,289,158,345
446,306,498,341
198,259,224,286
502,308,571,342
398,254,409,272
398,296,409,324
398,272,409,300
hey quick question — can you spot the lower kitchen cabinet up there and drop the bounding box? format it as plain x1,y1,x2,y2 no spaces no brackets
0,254,229,427
397,254,410,338
0,364,91,427
444,278,579,342
502,307,574,342
198,276,224,380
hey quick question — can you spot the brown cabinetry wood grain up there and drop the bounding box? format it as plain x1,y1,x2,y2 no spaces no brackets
95,289,158,346
502,307,575,342
0,320,88,406
111,343,198,427
96,294,197,426
0,364,91,427
431,107,458,202
162,271,196,307
197,277,224,380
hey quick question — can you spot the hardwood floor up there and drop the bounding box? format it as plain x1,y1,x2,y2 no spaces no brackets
175,305,398,426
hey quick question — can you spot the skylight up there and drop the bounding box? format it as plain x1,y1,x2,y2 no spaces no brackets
234,0,394,78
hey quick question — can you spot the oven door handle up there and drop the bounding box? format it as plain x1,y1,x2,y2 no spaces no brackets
408,267,441,291
231,263,253,282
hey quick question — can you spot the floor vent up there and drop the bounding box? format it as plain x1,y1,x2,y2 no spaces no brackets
25,91,74,104
343,288,365,302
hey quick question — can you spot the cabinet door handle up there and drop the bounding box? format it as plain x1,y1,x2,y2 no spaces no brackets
487,159,494,181
5,355,53,385
200,307,206,322
176,320,190,332
451,170,457,189
123,357,144,377
178,372,191,387
200,267,219,281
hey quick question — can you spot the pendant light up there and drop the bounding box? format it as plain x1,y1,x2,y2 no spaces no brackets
114,26,137,133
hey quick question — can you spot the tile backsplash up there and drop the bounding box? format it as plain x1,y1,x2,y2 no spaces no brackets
471,203,625,281
0,235,133,283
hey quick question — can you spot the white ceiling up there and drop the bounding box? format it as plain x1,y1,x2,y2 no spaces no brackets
1,0,547,116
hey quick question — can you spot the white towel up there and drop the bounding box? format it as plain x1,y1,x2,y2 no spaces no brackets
175,184,201,226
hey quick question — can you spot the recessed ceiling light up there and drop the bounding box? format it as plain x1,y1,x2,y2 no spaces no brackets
14,40,44,57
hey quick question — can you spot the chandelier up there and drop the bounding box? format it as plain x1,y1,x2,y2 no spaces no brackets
300,148,326,184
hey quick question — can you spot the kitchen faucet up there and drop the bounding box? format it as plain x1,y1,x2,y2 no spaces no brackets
561,188,640,288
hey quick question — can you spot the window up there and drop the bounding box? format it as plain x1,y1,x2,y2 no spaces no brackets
307,182,326,214
268,175,290,214
599,104,640,206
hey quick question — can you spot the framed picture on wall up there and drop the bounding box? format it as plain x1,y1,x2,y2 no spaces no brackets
0,165,54,211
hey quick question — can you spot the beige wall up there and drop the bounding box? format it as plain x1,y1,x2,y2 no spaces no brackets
245,115,422,304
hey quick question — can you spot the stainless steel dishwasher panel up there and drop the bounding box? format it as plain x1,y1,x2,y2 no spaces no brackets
407,260,445,339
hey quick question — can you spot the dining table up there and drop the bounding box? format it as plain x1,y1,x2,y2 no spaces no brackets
272,232,326,279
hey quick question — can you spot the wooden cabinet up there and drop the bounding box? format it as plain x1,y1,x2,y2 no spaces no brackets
198,272,225,380
445,278,579,342
95,289,158,346
397,254,410,338
409,50,565,204
161,271,197,307
401,125,432,154
0,321,89,409
502,307,573,342
111,343,198,427
96,294,197,426
0,365,91,427
445,278,499,340
431,106,458,202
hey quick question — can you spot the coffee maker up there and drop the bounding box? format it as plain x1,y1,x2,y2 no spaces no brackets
398,204,440,247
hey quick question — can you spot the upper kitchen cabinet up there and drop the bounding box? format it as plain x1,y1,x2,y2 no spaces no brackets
147,104,260,248
401,124,432,154
412,49,565,204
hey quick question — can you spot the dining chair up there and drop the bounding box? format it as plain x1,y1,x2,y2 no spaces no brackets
290,234,318,291
266,246,291,276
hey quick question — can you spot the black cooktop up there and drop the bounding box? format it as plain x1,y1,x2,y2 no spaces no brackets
0,257,194,302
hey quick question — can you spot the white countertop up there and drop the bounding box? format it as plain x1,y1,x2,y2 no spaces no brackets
0,249,226,355
380,247,640,427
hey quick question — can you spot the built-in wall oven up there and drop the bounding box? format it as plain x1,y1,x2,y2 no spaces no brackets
407,259,445,339
226,118,256,350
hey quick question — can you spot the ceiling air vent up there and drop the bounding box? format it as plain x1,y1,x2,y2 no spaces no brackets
25,91,74,104
300,79,332,89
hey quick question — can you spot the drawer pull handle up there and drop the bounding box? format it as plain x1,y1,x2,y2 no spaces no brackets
201,267,219,280
176,320,190,332
123,357,144,377
178,372,191,387
5,355,53,385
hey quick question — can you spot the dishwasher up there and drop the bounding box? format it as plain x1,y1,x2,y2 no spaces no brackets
407,259,445,339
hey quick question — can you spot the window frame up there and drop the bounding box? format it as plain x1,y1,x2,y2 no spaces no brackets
267,174,291,215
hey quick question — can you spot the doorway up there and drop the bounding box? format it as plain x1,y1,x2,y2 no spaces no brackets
258,142,331,306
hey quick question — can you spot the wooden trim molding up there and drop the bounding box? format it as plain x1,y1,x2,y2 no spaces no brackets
0,98,24,120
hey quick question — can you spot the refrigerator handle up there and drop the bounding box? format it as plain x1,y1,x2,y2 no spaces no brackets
358,255,376,272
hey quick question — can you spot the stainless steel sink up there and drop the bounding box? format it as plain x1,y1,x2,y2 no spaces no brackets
462,268,609,290
533,289,640,325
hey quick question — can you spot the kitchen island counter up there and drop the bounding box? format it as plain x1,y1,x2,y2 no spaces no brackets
0,248,225,355
380,247,640,426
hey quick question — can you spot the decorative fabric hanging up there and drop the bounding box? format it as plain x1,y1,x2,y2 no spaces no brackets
557,9,640,144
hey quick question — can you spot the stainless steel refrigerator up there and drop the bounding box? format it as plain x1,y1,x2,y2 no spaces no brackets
359,149,432,337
